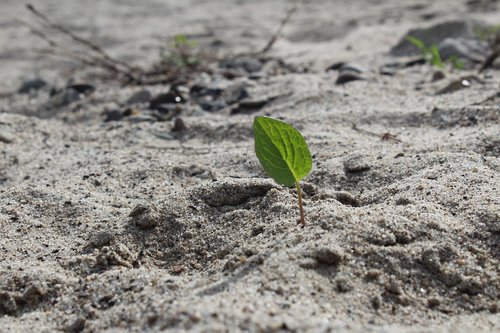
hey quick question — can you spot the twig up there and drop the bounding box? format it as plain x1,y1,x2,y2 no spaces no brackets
479,45,500,72
352,124,403,143
26,4,142,79
19,20,126,75
260,6,297,54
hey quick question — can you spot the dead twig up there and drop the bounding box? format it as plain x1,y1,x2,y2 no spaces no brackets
19,20,116,72
352,124,403,143
260,6,297,54
25,4,143,82
479,45,500,72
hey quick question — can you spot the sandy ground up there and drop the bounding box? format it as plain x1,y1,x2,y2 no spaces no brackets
0,0,499,332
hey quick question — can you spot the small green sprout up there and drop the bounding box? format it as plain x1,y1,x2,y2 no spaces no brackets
406,35,465,70
406,35,444,68
166,34,200,69
253,116,312,226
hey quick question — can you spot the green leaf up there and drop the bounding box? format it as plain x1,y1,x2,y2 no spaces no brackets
406,35,426,51
253,116,312,187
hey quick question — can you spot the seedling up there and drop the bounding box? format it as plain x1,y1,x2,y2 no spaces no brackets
406,35,444,68
253,116,312,226
405,35,464,70
165,34,200,69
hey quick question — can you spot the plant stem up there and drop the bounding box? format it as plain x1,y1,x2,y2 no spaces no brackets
296,182,305,226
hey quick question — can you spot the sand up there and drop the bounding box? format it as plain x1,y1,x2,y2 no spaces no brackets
0,0,499,332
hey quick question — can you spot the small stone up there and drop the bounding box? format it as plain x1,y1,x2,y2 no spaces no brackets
231,98,268,115
380,66,397,76
220,57,263,73
343,154,371,173
127,89,152,104
427,297,441,308
336,70,365,85
18,78,48,94
339,63,364,73
150,91,185,109
68,83,95,95
104,110,124,122
127,114,157,123
437,78,472,94
222,82,249,105
438,37,488,63
171,117,187,132
432,70,445,82
371,295,382,310
49,88,81,107
65,317,86,333
0,130,14,143
313,246,345,266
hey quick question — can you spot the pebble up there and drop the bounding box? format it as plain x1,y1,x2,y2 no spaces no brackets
438,37,488,63
380,65,397,76
127,89,152,104
336,70,365,85
65,316,86,333
171,117,187,132
18,78,48,94
150,91,185,110
68,83,95,95
432,70,446,82
220,56,263,73
222,82,249,105
339,63,364,73
436,78,471,94
104,110,124,122
231,97,269,115
127,113,157,123
0,130,14,143
49,88,81,107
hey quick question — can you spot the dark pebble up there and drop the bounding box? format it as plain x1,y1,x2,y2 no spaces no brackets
68,83,95,95
127,89,152,104
172,117,187,132
336,70,365,85
325,62,345,71
432,70,445,82
220,56,263,73
231,98,268,115
150,91,185,109
18,78,47,94
104,110,124,122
